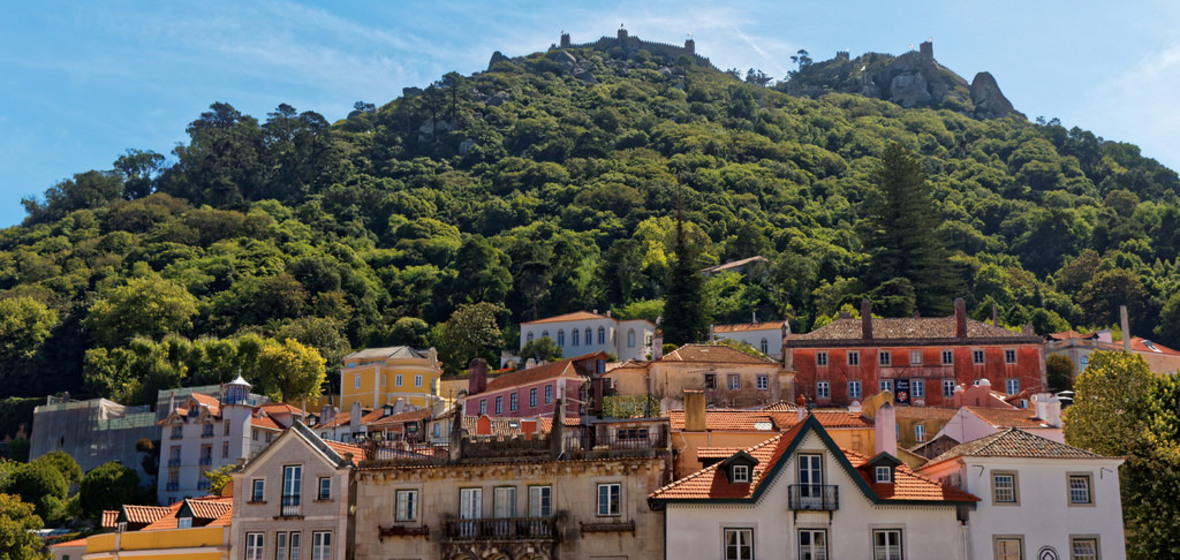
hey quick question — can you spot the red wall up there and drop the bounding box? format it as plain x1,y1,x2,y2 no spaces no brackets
464,378,583,418
791,344,1044,407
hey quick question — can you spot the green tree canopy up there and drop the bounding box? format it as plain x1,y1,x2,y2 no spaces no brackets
79,461,141,520
84,275,199,348
441,303,504,371
0,493,49,560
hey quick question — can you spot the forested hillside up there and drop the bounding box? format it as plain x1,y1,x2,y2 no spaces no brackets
4,44,1180,408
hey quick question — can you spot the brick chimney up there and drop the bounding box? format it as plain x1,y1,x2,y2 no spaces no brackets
954,298,968,338
861,299,873,339
874,402,898,457
468,358,488,395
684,390,706,432
652,331,664,361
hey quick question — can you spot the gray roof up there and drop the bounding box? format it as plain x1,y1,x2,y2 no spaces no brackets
927,428,1106,466
345,346,428,360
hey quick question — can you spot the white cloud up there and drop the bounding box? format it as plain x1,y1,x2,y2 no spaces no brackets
1081,42,1180,170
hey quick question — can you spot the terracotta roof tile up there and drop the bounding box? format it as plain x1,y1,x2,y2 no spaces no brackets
697,447,744,459
713,322,784,334
325,440,369,463
810,411,874,428
927,428,1105,466
139,503,183,531
50,537,87,548
102,510,119,528
668,409,869,432
257,403,305,415
661,344,775,364
789,317,1035,342
482,354,602,393
521,311,611,325
368,407,433,429
893,407,960,421
759,401,798,412
122,504,171,525
187,499,232,521
251,414,283,431
1130,337,1180,356
966,407,1050,428
844,448,979,502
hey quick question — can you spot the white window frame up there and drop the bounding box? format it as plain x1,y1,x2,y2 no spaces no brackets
728,374,740,390
992,471,1019,505
177,516,192,528
724,528,754,560
395,374,403,387
880,379,893,393
875,465,892,483
973,349,985,364
942,379,955,398
493,486,517,519
415,374,423,387
816,381,830,400
528,485,552,517
756,375,769,390
627,329,636,348
353,375,360,389
251,479,265,502
317,477,331,501
912,379,925,398
849,380,862,399
816,351,829,367
941,349,954,365
311,531,331,560
245,533,264,560
915,424,926,442
597,483,621,516
909,350,922,365
732,464,750,483
1068,474,1093,506
879,351,892,366
1070,536,1099,560
1004,349,1017,364
1005,378,1020,395
848,351,860,366
798,528,827,560
760,338,769,354
873,528,904,560
395,489,418,521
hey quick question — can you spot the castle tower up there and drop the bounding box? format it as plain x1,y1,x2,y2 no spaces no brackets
685,38,695,54
919,40,933,58
618,26,628,40
835,50,850,62
560,32,570,48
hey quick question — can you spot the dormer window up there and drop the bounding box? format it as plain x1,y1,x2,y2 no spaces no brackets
875,465,892,484
177,516,192,529
866,452,902,486
732,464,750,483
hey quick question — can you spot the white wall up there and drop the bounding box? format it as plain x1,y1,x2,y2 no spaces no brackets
714,327,782,358
519,317,654,361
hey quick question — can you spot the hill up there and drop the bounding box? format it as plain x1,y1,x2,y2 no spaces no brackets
4,31,1180,410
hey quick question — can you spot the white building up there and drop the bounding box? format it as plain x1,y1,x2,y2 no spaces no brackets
918,428,1126,560
156,376,305,504
519,311,654,362
650,413,980,560
935,392,1065,445
710,321,787,358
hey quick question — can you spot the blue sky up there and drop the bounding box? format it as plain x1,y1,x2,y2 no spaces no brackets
3,1,1179,227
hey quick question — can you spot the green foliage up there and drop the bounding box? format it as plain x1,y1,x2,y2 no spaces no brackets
3,461,67,524
611,299,664,325
441,303,504,372
79,461,141,520
85,275,199,348
202,465,235,496
519,337,562,363
662,214,709,346
1045,354,1074,391
602,395,660,419
30,452,80,488
0,493,50,560
254,338,327,401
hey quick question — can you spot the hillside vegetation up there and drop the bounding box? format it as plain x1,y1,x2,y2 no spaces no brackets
5,44,1180,406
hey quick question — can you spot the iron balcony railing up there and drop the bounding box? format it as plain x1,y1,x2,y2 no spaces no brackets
443,516,558,542
168,458,182,467
280,495,301,517
165,482,180,491
788,484,839,511
198,457,213,466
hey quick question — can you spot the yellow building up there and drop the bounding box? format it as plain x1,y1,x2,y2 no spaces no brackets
340,346,442,411
85,496,232,560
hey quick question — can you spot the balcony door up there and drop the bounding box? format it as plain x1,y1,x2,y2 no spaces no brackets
282,465,302,516
797,454,824,508
492,486,516,536
459,488,482,538
798,529,828,560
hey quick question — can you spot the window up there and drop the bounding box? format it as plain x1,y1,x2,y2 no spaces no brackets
585,328,592,346
728,374,740,390
541,330,549,339
879,351,892,366
395,489,418,521
941,349,954,365
912,379,925,398
287,532,301,560
816,351,829,366
598,327,606,344
798,529,827,560
704,374,716,390
994,536,1024,560
381,374,386,387
528,485,552,517
597,483,621,516
848,351,860,366
394,374,403,387
1081,355,1089,367
177,516,192,528
915,424,926,442
875,465,892,483
798,454,823,488
816,381,831,399
724,528,754,560
527,331,534,343
415,374,423,387
1004,349,1017,364
880,379,894,393
253,429,259,441
479,400,487,416
202,423,214,438
1068,474,1093,505
460,488,482,520
760,338,769,354
222,441,229,458
992,471,1019,504
942,379,956,398
312,532,331,560
318,477,331,500
973,349,985,364
251,479,264,502
200,445,212,465
170,446,181,464
354,375,360,389
282,465,302,514
493,486,516,518
757,375,769,390
510,393,518,411
170,425,182,439
544,385,553,404
225,420,231,435
572,329,580,346
1070,537,1099,560
1005,378,1020,395
495,396,503,415
557,330,565,346
627,329,636,348
530,388,538,408
910,350,922,365
275,532,287,560
873,529,903,560
732,464,750,483
245,533,264,560
849,380,862,399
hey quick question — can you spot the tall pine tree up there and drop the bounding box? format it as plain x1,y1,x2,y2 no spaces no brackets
662,208,709,346
862,143,961,316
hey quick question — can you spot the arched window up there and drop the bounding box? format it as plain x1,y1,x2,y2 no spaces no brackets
572,329,580,346
585,328,592,346
527,331,534,343
557,330,565,346
598,327,606,345
541,330,549,339
628,329,636,348
760,338,769,354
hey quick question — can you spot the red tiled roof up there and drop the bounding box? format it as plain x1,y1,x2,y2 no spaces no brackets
50,538,87,549
967,407,1051,428
189,393,221,416
661,344,775,364
368,407,434,429
790,317,1034,341
697,447,744,459
713,322,784,334
668,409,869,432
187,499,232,521
521,311,611,325
102,510,119,528
325,440,369,463
1047,330,1087,340
759,401,798,412
142,497,233,531
484,360,578,393
251,414,283,431
845,449,979,502
122,504,171,525
258,403,305,415
1130,337,1180,356
139,503,183,531
893,407,960,422
811,410,874,428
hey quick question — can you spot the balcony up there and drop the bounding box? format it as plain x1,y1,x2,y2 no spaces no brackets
788,485,839,511
198,457,213,467
442,516,558,542
165,482,180,491
280,495,301,517
168,458,182,467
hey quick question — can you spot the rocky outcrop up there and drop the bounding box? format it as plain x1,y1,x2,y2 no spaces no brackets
970,71,1022,119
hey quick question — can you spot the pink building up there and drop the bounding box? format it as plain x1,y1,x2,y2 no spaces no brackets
462,352,608,418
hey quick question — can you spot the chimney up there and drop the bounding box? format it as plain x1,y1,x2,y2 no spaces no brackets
991,305,999,326
861,299,873,339
1045,395,1062,428
874,402,898,457
954,298,967,338
468,358,488,395
449,404,464,462
350,401,362,430
952,384,964,407
684,391,706,432
1120,305,1131,352
320,404,334,423
1033,393,1050,423
652,331,664,361
550,399,566,458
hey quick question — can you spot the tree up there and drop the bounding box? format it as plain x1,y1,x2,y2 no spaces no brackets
1064,351,1154,455
203,465,235,496
441,303,504,370
519,337,563,363
30,452,80,488
85,275,199,348
3,462,67,524
662,211,708,346
79,462,140,520
0,493,49,559
789,49,812,73
861,143,960,315
1045,354,1073,391
254,339,326,402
